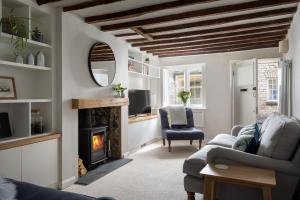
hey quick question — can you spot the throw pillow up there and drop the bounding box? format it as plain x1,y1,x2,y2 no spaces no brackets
237,123,257,137
244,123,260,154
233,123,260,154
0,177,16,200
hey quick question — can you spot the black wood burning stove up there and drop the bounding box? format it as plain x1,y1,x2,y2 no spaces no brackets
78,127,108,170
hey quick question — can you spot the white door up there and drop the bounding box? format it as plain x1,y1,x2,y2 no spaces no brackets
231,59,257,126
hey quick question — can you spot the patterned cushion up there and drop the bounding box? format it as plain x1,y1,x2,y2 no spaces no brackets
233,123,260,154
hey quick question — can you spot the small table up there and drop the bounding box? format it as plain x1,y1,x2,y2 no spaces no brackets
200,164,276,200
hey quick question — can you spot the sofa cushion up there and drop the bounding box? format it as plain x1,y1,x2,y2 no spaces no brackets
257,114,300,160
233,123,260,154
163,128,204,140
183,145,219,178
208,134,237,148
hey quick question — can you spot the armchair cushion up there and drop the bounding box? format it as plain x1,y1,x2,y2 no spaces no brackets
257,114,300,160
207,134,236,148
207,146,300,176
163,128,204,140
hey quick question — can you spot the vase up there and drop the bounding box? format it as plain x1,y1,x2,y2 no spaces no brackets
15,54,24,64
36,51,45,66
27,53,34,65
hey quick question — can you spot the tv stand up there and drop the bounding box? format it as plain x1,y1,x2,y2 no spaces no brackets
128,113,158,124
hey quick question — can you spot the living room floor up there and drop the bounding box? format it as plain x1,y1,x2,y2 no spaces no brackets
64,141,204,200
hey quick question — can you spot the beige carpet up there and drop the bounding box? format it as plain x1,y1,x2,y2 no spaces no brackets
64,141,204,200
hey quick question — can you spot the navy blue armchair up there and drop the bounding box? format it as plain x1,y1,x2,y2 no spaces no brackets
159,108,204,152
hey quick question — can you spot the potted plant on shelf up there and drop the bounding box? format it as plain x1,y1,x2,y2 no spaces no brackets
113,83,127,98
178,90,191,106
0,9,30,63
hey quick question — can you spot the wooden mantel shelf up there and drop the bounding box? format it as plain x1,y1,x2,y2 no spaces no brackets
72,98,129,109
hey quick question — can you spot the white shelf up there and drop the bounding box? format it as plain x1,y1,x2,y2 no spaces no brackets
0,32,52,49
0,60,51,71
0,99,52,103
128,57,143,64
128,70,159,79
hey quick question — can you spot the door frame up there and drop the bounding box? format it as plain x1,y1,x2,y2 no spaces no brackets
230,59,258,127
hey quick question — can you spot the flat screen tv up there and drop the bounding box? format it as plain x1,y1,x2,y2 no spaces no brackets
129,90,151,116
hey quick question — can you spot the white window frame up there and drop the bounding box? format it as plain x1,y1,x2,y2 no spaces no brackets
267,78,279,102
163,64,206,108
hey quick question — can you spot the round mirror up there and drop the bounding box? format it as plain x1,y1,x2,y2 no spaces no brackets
88,42,116,87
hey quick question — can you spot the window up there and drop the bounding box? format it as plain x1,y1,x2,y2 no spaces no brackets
163,64,205,107
189,71,202,105
268,79,279,101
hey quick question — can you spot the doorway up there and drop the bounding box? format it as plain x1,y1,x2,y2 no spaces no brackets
231,58,280,126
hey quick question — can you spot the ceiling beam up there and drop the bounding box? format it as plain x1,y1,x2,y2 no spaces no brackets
85,0,217,23
143,7,297,34
130,26,289,47
117,17,292,39
158,43,278,57
131,27,153,40
36,0,61,5
63,0,124,12
128,18,292,41
151,40,281,55
148,37,283,54
140,33,286,51
100,0,300,31
115,32,138,37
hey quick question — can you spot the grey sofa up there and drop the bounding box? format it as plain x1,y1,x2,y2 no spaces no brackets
183,113,300,200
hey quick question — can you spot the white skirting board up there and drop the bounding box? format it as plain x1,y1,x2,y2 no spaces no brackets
60,176,77,189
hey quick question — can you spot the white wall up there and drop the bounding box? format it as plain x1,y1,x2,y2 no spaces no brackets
286,6,300,119
57,12,128,188
160,48,280,139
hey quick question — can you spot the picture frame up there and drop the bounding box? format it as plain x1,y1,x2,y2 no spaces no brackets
0,113,12,139
0,76,17,99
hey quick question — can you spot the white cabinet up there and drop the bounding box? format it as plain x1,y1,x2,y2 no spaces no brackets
0,147,22,180
0,139,59,187
22,139,59,187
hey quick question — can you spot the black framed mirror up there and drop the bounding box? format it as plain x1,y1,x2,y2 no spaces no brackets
88,42,116,87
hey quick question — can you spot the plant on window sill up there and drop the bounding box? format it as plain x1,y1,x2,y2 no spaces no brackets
178,90,191,107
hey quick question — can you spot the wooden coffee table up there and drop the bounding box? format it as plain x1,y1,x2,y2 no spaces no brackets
200,164,276,200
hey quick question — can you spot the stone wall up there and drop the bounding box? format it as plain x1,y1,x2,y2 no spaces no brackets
257,62,279,120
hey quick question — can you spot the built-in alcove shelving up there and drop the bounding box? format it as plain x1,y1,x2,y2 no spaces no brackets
128,48,160,79
0,0,54,143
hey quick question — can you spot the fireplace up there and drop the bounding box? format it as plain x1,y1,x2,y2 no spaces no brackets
73,98,129,173
78,127,108,170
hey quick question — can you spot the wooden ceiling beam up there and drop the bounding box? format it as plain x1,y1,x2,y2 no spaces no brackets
131,27,153,40
100,0,300,31
63,0,124,12
85,0,217,23
128,18,292,41
148,37,283,54
140,33,286,51
115,32,138,37
151,40,280,55
36,0,61,5
157,43,278,57
130,26,289,47
143,7,297,34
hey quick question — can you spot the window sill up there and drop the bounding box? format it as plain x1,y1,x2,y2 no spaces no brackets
266,101,278,106
190,105,207,110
